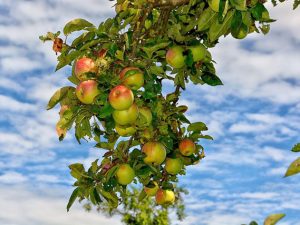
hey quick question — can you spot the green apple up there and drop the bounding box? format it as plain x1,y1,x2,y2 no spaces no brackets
109,85,134,110
166,46,186,69
116,164,135,185
142,142,166,165
165,158,183,175
155,189,175,205
75,80,100,104
115,124,136,137
188,44,207,62
120,67,144,90
144,181,159,196
179,139,196,156
113,103,139,125
74,57,97,81
138,107,152,126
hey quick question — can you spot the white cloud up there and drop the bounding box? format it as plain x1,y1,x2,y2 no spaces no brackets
0,172,28,184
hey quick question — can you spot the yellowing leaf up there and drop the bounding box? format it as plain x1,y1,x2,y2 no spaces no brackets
284,157,300,177
264,213,285,225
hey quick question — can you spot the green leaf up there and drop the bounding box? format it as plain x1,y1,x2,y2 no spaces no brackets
39,31,60,42
67,187,79,212
293,0,300,9
209,9,235,42
230,0,247,11
98,102,114,118
63,18,94,36
291,143,300,152
188,122,208,132
142,41,170,58
69,163,85,179
264,213,285,225
197,8,218,31
284,157,300,177
249,222,258,225
202,73,223,86
47,86,74,110
90,188,102,204
138,190,147,201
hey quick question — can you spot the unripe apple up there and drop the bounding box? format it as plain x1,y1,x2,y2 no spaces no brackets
144,181,159,196
120,67,144,90
165,158,183,175
116,164,135,185
179,139,196,156
113,103,139,125
109,85,134,110
166,46,186,69
188,44,207,62
155,189,175,205
138,107,152,126
74,57,97,81
59,105,70,117
142,142,166,165
115,124,136,137
75,80,100,104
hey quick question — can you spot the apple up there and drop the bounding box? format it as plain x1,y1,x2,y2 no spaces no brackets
144,181,159,196
116,164,135,185
166,46,186,69
59,105,70,117
165,158,183,175
179,139,196,156
113,103,139,125
155,189,175,205
75,80,100,104
142,142,166,165
138,107,152,126
120,67,144,90
208,0,228,12
188,44,207,62
109,85,134,110
74,57,97,81
115,124,136,137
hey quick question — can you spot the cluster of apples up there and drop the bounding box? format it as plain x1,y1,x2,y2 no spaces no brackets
63,52,198,205
166,44,209,68
114,138,196,205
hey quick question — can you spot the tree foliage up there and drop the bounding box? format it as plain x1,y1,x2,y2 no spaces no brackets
40,0,299,223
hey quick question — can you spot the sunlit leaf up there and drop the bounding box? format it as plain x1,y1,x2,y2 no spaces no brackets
284,157,300,177
264,213,285,225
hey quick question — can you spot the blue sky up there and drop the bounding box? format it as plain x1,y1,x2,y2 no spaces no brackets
0,0,299,225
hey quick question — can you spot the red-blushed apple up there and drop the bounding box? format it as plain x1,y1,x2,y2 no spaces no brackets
109,85,134,110
179,139,196,156
144,181,159,196
59,105,70,117
155,189,175,205
115,124,136,137
116,164,135,185
74,57,97,81
138,107,152,126
166,46,186,69
188,44,207,62
165,158,183,175
120,67,144,90
75,80,100,104
112,103,139,125
142,142,166,165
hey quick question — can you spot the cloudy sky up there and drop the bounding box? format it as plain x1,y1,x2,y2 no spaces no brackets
0,0,299,225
